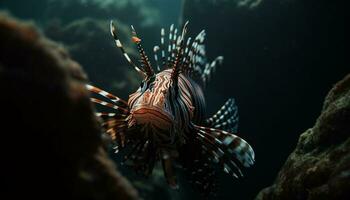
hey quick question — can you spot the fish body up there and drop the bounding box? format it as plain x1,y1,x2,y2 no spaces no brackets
88,21,255,194
128,68,205,136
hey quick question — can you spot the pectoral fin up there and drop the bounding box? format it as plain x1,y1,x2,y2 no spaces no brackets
193,124,255,179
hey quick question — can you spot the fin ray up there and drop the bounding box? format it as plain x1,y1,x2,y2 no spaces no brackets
86,84,128,106
207,98,239,133
193,124,255,178
91,98,129,114
110,21,146,77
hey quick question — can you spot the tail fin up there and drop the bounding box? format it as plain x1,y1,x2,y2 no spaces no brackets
206,98,239,133
193,124,255,178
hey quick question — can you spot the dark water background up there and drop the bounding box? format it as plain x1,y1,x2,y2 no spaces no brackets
0,0,346,199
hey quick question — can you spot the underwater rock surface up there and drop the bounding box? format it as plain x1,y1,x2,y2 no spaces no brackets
256,74,350,200
0,13,139,200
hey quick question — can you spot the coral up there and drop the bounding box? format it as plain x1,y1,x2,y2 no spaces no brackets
255,74,350,200
0,13,139,200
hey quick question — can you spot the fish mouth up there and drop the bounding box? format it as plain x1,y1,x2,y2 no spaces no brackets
129,106,174,129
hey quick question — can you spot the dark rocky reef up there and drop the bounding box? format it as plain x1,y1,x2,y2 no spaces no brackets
256,74,350,200
0,13,139,200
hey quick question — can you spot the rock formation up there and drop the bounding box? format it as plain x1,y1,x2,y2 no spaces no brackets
256,74,350,200
0,13,139,200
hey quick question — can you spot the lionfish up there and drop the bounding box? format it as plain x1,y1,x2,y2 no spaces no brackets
87,20,255,194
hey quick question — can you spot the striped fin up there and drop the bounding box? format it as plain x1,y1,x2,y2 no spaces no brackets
169,28,179,66
192,44,207,76
96,112,122,123
178,28,223,86
193,124,255,178
153,45,161,71
181,31,200,75
195,125,255,167
88,84,129,147
106,124,127,146
188,159,217,196
206,98,239,133
156,24,185,70
131,25,154,78
171,21,189,86
91,98,129,114
86,84,128,106
110,20,146,78
122,139,158,177
182,36,198,74
201,56,224,85
101,118,127,127
95,112,117,118
167,24,175,65
182,37,192,74
91,98,128,148
178,137,218,196
183,30,206,73
195,129,244,178
160,28,167,68
94,112,128,149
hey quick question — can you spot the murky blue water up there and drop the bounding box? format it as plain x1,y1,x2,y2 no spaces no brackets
0,0,346,199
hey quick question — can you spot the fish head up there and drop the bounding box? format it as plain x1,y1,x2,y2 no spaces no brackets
128,74,175,131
